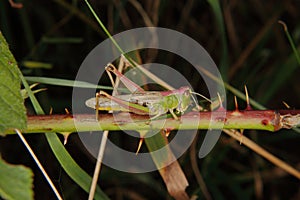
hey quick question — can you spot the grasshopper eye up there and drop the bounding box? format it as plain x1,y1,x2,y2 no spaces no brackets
183,90,190,97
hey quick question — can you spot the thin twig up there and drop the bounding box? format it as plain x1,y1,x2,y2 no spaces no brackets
53,0,104,36
88,131,109,200
15,129,63,200
229,12,281,78
88,55,125,200
128,0,154,27
190,135,212,200
223,129,300,179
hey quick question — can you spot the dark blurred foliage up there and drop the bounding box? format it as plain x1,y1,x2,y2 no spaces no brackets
0,0,300,199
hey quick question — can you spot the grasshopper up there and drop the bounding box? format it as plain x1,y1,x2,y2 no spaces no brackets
85,64,211,120
85,59,212,154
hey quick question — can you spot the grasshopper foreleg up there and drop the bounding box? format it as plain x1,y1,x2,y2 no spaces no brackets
169,109,179,120
95,92,101,120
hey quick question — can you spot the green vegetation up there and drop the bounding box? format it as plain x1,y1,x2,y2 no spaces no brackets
0,0,299,199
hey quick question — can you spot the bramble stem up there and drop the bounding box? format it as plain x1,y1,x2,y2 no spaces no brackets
4,110,300,134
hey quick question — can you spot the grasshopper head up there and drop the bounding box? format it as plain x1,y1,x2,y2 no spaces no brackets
176,87,192,113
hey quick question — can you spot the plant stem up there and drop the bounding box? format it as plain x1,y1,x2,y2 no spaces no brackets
4,110,300,134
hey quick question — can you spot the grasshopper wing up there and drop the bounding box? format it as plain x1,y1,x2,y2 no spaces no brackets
128,92,163,105
85,94,133,112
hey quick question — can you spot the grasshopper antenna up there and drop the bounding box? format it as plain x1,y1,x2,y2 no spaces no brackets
190,91,211,111
190,91,212,103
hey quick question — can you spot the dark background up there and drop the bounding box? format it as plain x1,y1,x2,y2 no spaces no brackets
1,0,299,199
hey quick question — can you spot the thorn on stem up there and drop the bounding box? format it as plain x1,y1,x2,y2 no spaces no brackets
164,129,171,137
49,107,53,115
63,134,70,145
136,138,144,155
244,85,252,110
282,101,291,109
234,96,239,111
65,108,70,115
60,110,72,145
217,93,225,111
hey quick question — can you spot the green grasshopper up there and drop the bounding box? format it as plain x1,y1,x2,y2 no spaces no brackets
85,59,213,153
85,64,211,120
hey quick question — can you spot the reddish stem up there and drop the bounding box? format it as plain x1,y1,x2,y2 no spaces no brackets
4,110,300,134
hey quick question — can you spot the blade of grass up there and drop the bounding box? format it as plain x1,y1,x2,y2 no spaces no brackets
207,0,229,81
278,21,300,64
25,76,117,90
260,22,300,103
84,1,167,90
19,70,109,199
260,46,300,104
84,0,124,55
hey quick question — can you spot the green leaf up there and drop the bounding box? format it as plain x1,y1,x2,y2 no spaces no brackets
0,157,34,200
0,32,26,134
